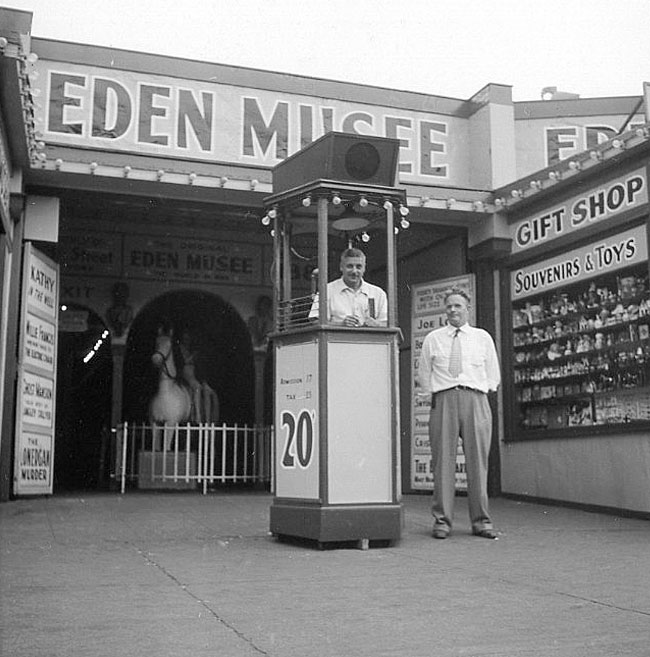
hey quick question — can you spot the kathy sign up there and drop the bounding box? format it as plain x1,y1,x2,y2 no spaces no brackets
511,224,648,300
35,61,464,185
511,168,647,253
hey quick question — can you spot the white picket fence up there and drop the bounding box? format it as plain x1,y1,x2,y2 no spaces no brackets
112,422,274,494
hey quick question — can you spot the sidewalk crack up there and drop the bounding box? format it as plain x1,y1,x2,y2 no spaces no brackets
558,591,650,617
131,544,269,655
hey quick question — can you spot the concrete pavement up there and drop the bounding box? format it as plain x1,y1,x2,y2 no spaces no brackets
1,491,649,657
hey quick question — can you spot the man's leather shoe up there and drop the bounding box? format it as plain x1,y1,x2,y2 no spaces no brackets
432,528,449,539
472,528,498,539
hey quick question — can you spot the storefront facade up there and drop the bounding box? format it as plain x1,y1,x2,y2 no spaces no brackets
495,131,650,514
1,7,648,508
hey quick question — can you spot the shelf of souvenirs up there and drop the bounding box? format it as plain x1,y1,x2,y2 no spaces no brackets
513,313,650,350
513,336,650,379
516,373,648,405
512,294,650,338
512,272,649,332
517,385,650,430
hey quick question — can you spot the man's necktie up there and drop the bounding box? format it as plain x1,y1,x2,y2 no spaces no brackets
448,328,462,377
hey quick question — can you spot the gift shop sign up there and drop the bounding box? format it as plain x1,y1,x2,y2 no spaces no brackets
511,168,647,253
410,275,474,491
511,225,648,300
14,244,59,496
35,62,462,185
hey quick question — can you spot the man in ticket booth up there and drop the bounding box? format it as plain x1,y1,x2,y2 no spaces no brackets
309,248,387,327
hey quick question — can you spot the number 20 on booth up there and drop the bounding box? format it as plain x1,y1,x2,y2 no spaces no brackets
280,409,316,469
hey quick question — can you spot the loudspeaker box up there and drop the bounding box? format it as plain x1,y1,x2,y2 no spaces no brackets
272,132,400,193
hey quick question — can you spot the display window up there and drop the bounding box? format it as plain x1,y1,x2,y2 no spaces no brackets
508,223,650,438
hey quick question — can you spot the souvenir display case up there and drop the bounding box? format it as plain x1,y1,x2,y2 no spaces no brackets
511,260,650,433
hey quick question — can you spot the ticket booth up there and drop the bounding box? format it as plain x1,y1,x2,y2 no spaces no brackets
265,133,405,547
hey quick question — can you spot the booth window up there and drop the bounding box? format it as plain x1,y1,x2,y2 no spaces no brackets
510,242,650,435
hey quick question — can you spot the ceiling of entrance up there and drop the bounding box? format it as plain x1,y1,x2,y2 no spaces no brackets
30,186,468,264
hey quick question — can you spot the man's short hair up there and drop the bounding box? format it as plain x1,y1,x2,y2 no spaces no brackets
340,247,366,262
444,287,471,304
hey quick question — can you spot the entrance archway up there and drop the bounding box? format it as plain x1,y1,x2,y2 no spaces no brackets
55,305,113,491
123,290,255,425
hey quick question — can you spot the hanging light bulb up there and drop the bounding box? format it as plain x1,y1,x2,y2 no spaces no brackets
267,207,278,220
400,217,410,229
261,214,271,226
361,231,370,243
394,226,399,235
332,193,342,206
302,195,312,207
270,229,276,237
359,196,369,208
399,204,410,216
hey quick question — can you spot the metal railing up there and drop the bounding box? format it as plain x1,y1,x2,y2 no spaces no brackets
111,422,274,494
277,295,315,331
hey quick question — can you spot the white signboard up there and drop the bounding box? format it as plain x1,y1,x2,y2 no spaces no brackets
511,224,648,300
26,250,58,318
274,341,319,500
510,168,647,254
35,61,465,186
20,371,54,427
14,244,59,496
15,432,53,493
410,274,475,491
23,314,56,373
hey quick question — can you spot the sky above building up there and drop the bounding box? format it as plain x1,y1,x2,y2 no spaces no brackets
4,0,650,102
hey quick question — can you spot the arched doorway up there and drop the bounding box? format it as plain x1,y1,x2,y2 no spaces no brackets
123,290,255,425
55,305,113,491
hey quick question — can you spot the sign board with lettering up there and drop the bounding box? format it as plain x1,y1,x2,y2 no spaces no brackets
34,61,466,187
14,243,59,495
58,230,265,286
274,340,319,500
511,224,648,300
410,274,475,491
510,168,647,254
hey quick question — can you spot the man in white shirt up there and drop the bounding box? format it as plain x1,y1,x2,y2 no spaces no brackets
309,248,387,327
417,288,501,540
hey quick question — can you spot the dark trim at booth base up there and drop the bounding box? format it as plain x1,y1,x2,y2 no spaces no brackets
270,501,403,549
502,493,650,521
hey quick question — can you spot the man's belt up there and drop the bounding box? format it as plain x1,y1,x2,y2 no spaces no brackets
444,385,483,393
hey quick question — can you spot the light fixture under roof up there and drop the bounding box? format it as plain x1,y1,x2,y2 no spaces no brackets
330,203,370,232
331,215,370,232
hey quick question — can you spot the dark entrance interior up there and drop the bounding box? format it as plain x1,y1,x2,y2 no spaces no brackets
55,305,112,491
123,290,255,425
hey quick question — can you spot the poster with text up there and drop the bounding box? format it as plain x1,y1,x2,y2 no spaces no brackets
410,274,475,491
14,243,59,496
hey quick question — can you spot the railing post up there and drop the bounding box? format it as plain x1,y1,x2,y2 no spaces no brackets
120,422,128,494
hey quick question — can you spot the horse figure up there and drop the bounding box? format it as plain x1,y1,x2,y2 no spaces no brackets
179,331,220,424
148,327,192,451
